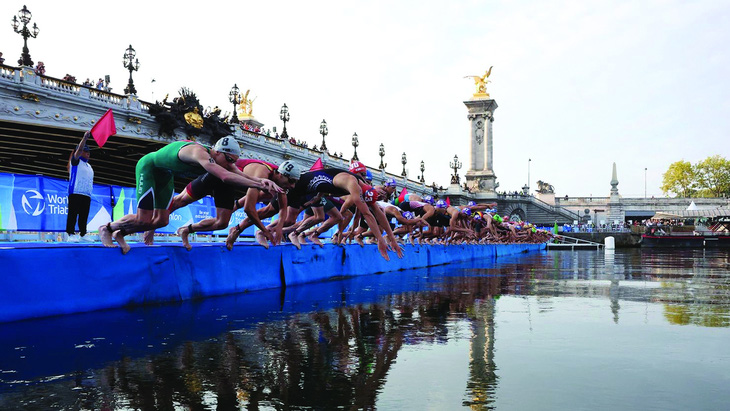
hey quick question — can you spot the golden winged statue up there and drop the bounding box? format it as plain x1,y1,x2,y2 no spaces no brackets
464,66,493,97
238,89,256,117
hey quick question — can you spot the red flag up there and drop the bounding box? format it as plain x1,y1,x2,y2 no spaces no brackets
90,109,117,147
310,158,324,171
396,188,408,205
445,197,451,206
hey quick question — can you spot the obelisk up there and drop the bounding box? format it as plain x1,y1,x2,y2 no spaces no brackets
606,162,625,224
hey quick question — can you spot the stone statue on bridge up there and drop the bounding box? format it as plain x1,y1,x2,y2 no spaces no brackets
536,180,555,194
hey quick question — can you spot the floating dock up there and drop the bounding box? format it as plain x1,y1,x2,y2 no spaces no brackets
0,242,544,323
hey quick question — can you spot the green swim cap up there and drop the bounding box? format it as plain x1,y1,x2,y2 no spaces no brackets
493,214,503,223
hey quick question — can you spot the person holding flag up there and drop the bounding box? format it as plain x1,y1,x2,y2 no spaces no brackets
65,130,94,242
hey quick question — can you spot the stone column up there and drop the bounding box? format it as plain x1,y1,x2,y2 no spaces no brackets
464,99,498,197
606,162,625,224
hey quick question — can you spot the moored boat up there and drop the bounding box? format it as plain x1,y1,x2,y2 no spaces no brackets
640,234,730,248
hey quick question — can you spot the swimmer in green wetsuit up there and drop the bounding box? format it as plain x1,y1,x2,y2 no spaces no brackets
99,137,282,254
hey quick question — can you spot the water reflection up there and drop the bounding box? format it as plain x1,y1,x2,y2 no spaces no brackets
1,249,729,410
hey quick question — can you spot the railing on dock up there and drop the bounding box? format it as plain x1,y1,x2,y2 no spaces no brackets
547,235,604,250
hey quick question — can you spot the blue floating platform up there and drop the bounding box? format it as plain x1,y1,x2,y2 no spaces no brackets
0,241,545,323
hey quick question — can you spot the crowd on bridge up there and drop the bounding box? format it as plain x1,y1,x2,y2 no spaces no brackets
89,136,554,260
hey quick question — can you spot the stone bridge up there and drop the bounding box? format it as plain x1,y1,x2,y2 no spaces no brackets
0,63,607,225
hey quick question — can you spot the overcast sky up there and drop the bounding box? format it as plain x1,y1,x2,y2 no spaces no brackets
2,0,729,197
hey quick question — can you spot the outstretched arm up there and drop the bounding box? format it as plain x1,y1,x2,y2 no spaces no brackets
73,131,91,160
184,145,282,194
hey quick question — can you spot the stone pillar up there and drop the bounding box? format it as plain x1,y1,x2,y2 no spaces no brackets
464,99,498,197
606,162,625,224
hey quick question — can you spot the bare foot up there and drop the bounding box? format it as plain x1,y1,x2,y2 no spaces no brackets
355,236,364,247
298,232,309,244
176,226,192,251
307,232,323,247
225,224,242,251
288,231,301,250
99,225,117,248
113,230,130,254
255,230,270,249
143,230,155,245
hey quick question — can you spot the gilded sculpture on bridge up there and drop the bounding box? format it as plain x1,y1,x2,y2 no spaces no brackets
465,66,493,98
147,87,233,143
238,89,256,118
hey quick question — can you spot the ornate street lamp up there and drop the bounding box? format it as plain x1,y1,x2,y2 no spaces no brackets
419,160,425,183
122,45,140,95
319,119,328,152
351,132,359,161
450,154,462,184
11,5,40,67
378,143,387,170
228,84,240,124
401,152,407,177
280,103,290,140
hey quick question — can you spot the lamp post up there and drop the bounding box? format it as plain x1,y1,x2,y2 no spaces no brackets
11,5,39,67
351,132,359,161
419,160,425,183
644,167,647,199
280,103,290,140
122,45,140,95
401,152,407,177
319,119,328,152
228,84,240,124
528,158,532,191
450,154,462,184
378,143,386,170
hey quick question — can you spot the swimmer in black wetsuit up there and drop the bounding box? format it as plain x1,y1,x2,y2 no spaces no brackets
283,168,403,261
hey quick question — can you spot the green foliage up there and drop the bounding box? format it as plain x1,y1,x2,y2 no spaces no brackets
661,156,730,198
661,160,696,197
695,155,730,197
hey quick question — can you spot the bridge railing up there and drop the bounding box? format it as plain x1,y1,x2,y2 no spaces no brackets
0,63,147,112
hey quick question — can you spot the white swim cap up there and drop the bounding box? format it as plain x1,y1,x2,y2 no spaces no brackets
213,137,242,157
278,160,301,179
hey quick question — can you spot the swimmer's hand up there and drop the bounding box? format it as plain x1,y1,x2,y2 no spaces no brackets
377,240,390,261
261,179,284,194
391,241,404,259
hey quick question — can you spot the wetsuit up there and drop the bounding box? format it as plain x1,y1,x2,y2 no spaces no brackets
399,201,427,216
287,168,354,209
135,141,205,210
184,159,276,209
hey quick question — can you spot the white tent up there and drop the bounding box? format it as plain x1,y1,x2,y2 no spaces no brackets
687,201,699,210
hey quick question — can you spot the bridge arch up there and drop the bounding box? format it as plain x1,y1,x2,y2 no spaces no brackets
503,204,526,222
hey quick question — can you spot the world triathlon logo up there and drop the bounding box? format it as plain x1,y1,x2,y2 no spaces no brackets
21,189,46,216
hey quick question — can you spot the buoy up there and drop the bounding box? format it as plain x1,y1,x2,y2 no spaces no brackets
605,236,615,250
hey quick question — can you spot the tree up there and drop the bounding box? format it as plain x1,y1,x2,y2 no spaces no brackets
661,160,696,197
695,155,730,197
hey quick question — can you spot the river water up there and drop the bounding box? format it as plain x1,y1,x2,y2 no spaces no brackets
1,248,729,410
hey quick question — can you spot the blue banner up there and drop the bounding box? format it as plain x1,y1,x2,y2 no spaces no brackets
0,172,345,238
0,174,113,232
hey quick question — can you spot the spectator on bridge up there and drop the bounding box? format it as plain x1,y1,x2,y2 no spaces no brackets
66,131,94,242
0,52,5,65
34,61,45,76
96,78,104,90
82,78,93,87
